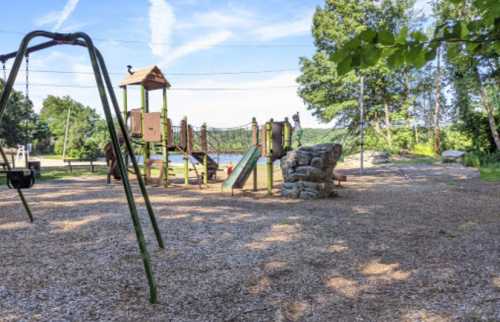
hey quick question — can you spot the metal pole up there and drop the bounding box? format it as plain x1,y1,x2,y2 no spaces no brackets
359,75,365,175
62,105,71,160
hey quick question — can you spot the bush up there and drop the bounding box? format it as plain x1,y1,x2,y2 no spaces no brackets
463,153,481,168
441,128,473,151
412,143,434,157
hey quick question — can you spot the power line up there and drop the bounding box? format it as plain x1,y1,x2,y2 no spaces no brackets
12,82,299,91
4,67,299,77
0,29,312,48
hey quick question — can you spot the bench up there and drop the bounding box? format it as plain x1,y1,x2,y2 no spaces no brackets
64,159,97,173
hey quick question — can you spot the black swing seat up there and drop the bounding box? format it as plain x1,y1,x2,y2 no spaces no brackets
1,168,36,189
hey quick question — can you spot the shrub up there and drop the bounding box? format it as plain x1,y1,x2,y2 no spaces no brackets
463,153,481,168
441,128,473,151
412,143,434,157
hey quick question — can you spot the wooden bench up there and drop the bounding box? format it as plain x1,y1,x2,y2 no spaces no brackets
64,159,97,173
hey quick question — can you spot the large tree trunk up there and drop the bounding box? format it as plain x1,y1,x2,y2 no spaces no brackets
480,86,500,150
433,48,442,156
383,97,392,147
475,67,500,151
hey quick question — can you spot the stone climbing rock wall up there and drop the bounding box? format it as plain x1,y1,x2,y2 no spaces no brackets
281,143,342,199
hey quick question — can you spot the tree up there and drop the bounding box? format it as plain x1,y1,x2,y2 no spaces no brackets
438,0,500,151
40,95,108,159
297,0,414,150
330,0,499,74
0,80,40,148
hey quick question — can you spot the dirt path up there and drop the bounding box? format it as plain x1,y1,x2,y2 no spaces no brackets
0,163,499,321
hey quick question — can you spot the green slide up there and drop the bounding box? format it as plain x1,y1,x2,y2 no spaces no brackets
222,146,261,191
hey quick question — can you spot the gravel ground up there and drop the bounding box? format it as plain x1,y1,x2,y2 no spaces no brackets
0,163,499,321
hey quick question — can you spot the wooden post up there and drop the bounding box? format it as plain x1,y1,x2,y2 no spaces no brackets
266,119,273,195
162,87,169,187
251,117,258,191
140,85,149,181
283,117,291,151
201,123,208,185
123,86,128,123
183,117,189,185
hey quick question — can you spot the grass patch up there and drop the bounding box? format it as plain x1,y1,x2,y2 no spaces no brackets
479,163,500,182
36,154,62,160
391,156,437,165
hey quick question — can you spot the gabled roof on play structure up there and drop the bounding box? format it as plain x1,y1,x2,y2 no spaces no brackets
119,65,171,90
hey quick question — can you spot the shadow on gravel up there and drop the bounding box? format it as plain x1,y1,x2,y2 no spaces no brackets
1,164,499,321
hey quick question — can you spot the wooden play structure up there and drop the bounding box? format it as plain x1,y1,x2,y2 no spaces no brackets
120,66,220,187
118,66,293,193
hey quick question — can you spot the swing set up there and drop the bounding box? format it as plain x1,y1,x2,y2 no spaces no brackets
0,31,164,304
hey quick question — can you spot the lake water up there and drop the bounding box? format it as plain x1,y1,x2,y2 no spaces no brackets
136,153,270,166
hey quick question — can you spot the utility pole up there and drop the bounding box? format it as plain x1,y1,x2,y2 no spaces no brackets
433,46,442,156
62,105,71,160
359,75,365,175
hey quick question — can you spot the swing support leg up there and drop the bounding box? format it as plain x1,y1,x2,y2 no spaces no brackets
95,49,165,250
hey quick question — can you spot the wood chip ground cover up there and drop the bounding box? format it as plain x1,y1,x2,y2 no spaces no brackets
0,163,499,321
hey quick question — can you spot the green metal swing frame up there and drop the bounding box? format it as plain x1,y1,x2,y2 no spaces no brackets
0,30,164,304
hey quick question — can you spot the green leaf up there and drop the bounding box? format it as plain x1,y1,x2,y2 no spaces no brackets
331,49,348,63
396,26,408,45
360,29,377,43
458,21,469,39
494,41,500,55
337,56,352,76
425,47,437,61
387,48,405,68
466,42,480,54
413,50,427,68
411,31,428,43
447,44,460,60
345,36,361,50
406,44,423,63
361,46,382,67
378,30,395,46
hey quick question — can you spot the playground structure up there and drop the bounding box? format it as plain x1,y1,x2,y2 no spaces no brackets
118,65,293,194
1,32,294,305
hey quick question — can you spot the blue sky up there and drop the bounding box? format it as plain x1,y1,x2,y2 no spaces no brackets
1,0,431,128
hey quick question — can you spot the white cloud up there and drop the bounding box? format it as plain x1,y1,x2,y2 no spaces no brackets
159,31,232,67
149,0,176,57
147,0,232,66
178,9,256,30
36,0,80,32
253,12,313,41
